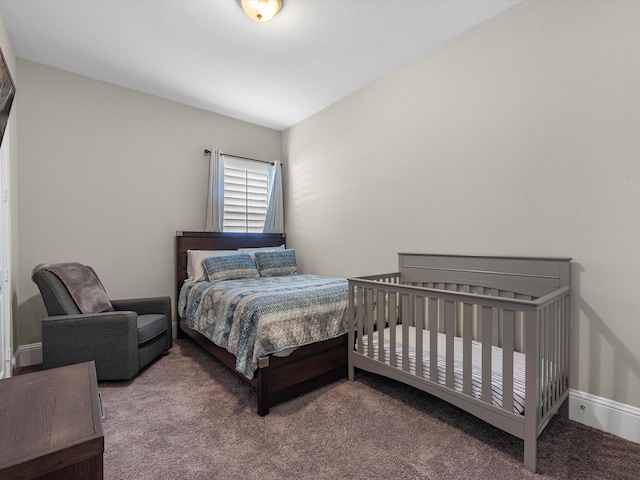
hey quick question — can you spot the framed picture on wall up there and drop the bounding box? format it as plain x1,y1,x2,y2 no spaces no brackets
0,46,15,148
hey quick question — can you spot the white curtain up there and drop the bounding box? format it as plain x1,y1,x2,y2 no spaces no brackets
204,150,224,232
263,161,284,233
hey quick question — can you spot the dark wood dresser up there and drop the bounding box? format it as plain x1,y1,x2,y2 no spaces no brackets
0,361,104,480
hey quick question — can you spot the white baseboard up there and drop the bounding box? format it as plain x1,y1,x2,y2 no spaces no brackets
15,342,42,370
568,389,640,444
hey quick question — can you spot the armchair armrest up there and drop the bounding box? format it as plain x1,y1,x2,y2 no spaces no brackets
42,311,138,380
111,296,171,319
110,296,173,350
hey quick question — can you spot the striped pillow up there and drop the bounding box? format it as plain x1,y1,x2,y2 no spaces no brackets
254,249,297,277
202,253,260,281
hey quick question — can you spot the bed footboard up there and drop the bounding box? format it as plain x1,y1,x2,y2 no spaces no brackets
348,254,571,473
181,320,347,415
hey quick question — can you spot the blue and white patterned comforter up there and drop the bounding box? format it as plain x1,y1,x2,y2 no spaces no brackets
178,274,348,379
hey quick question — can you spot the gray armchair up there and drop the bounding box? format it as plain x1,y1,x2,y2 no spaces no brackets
32,263,172,381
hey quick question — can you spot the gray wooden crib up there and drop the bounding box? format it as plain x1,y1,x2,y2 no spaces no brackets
347,253,571,473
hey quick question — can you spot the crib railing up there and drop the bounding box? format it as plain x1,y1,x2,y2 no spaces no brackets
535,288,571,423
348,272,570,471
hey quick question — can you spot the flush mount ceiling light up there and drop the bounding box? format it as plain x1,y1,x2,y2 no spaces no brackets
238,0,282,23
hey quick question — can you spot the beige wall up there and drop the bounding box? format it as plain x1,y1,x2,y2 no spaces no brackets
283,1,640,408
16,60,282,345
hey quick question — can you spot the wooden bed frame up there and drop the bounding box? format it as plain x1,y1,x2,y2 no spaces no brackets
175,231,348,415
348,253,571,473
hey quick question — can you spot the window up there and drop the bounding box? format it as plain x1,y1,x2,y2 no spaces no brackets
222,156,269,233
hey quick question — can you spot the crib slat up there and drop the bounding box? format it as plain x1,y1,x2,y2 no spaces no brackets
515,308,524,353
538,309,545,421
445,300,455,389
502,309,515,412
377,289,385,363
415,295,424,378
389,291,397,367
552,300,558,402
428,296,438,383
472,286,482,339
550,302,556,404
366,288,374,358
545,303,552,410
553,300,560,403
539,306,546,415
559,298,564,392
558,298,569,394
559,298,565,393
557,298,563,393
563,297,569,391
556,299,562,395
404,295,412,372
356,286,364,355
545,303,552,408
462,302,473,395
480,305,493,404
564,297,570,391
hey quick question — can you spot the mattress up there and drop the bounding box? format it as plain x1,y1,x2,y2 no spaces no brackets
360,325,526,414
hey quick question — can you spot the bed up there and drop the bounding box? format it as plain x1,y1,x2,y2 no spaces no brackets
175,231,349,415
347,253,571,473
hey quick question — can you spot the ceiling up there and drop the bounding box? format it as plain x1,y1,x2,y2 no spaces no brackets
0,0,520,131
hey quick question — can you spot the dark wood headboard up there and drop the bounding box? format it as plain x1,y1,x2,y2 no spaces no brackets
175,231,286,300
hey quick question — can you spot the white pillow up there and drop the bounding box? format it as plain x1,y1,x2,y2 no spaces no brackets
237,244,285,260
187,250,238,282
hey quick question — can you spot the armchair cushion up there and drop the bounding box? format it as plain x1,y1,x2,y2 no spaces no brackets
137,314,169,345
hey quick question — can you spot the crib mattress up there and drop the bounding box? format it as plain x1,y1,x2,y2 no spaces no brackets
360,325,526,414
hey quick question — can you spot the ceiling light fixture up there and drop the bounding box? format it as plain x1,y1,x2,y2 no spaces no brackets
238,0,282,23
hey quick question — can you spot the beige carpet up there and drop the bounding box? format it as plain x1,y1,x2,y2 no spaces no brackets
99,339,640,479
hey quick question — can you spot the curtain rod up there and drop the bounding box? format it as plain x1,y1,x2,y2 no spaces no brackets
203,149,275,165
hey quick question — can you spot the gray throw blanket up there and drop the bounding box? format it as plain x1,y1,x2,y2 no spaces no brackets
35,262,113,314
